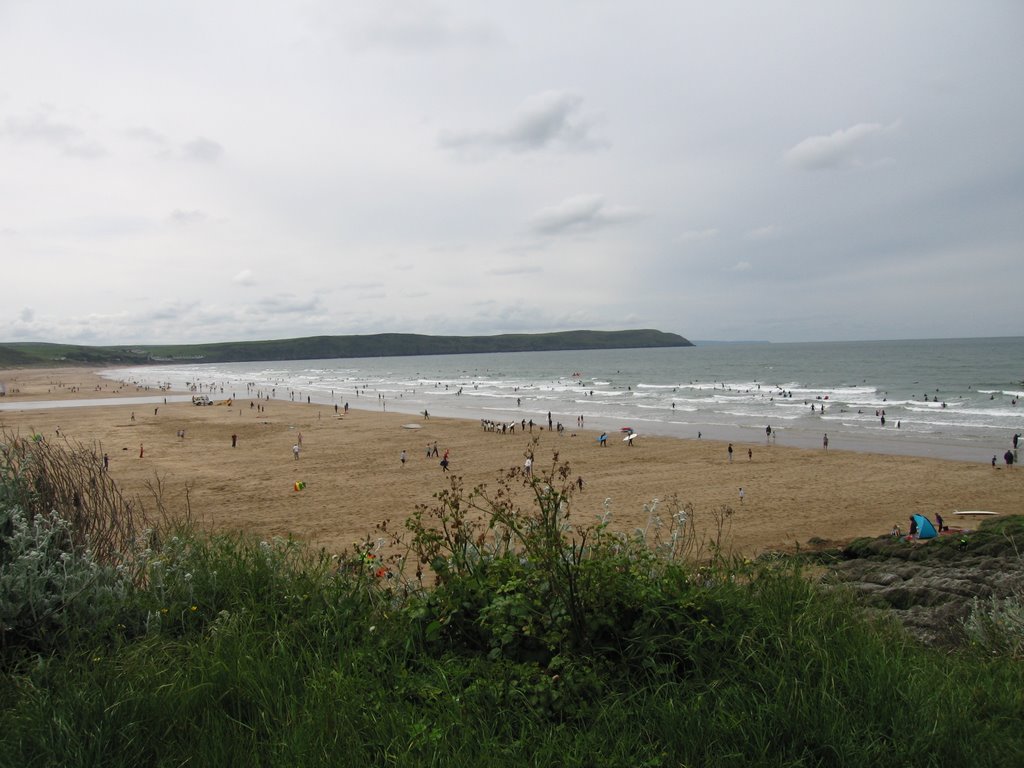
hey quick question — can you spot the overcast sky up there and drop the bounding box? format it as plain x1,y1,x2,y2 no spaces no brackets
2,1,1022,345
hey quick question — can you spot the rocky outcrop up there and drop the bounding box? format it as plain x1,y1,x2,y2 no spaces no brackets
812,520,1024,646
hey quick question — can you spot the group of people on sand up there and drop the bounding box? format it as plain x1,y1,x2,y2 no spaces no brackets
992,432,1020,468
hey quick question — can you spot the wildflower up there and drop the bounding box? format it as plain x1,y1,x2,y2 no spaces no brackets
190,605,198,612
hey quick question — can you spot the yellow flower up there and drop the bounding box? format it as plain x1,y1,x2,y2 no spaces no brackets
190,605,198,612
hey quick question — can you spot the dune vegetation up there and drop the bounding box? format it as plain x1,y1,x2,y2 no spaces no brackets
1,433,1022,767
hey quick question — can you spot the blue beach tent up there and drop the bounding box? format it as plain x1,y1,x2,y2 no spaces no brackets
912,514,938,539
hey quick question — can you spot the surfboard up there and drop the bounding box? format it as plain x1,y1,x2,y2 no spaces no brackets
402,423,422,429
953,510,998,516
624,432,637,442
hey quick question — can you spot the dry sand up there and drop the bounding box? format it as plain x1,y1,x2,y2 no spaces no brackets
1,367,1019,559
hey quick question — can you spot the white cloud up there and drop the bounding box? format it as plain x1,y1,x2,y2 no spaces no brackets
746,224,781,240
784,121,900,170
233,269,256,286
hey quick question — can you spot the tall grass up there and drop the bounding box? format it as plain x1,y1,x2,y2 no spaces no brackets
1,443,1022,767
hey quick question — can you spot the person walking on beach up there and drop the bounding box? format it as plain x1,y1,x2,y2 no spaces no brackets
293,443,300,460
524,455,533,477
139,444,144,459
231,433,237,448
440,456,450,473
103,453,109,471
739,487,745,504
727,443,733,462
823,433,829,452
400,450,407,467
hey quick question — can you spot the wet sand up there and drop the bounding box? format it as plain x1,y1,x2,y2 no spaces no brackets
1,367,1019,559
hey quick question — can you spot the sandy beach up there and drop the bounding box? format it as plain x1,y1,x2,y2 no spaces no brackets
1,367,1019,559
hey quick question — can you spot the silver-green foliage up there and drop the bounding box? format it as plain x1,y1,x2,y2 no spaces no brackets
0,502,131,651
962,591,1024,658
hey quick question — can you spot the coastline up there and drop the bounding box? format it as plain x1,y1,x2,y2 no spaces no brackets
1,367,1019,558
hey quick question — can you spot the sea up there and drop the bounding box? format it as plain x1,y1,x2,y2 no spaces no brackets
97,337,1024,464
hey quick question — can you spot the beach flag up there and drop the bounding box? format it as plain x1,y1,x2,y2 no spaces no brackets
293,481,306,491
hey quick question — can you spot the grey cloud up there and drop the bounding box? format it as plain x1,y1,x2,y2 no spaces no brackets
784,121,900,170
676,228,719,244
530,194,640,236
169,209,208,226
182,137,224,163
253,295,322,314
440,91,604,155
337,281,386,292
486,264,542,276
2,113,80,144
62,141,107,158
354,4,502,51
139,301,202,322
1,112,105,157
125,126,169,145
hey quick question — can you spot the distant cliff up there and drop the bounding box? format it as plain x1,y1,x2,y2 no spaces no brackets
0,329,692,367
